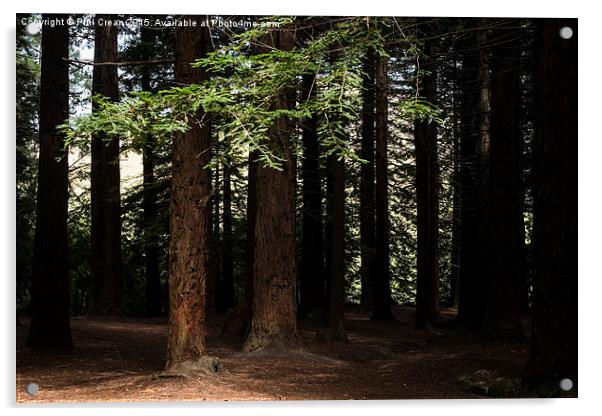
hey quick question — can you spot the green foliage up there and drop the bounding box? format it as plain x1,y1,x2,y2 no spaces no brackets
62,17,421,171
399,97,445,126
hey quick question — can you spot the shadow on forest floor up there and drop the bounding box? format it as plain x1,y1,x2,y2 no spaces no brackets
16,306,532,402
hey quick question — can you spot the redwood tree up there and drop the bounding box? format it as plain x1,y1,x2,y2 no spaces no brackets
414,30,440,328
26,14,73,349
373,53,394,321
449,57,462,308
481,20,526,340
456,27,490,329
164,17,219,375
243,29,300,352
359,47,376,311
327,153,347,340
88,15,123,315
221,151,258,341
299,72,326,318
140,26,162,317
525,18,577,395
220,162,235,312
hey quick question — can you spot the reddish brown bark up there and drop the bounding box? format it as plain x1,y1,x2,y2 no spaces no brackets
165,17,219,375
243,29,300,352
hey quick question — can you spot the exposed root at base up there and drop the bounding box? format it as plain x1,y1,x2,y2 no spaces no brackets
158,356,222,378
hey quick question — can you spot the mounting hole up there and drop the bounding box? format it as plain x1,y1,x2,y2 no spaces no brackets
25,22,41,36
26,383,39,396
559,378,573,391
559,26,573,40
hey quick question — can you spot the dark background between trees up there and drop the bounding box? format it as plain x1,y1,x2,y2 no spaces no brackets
16,14,577,397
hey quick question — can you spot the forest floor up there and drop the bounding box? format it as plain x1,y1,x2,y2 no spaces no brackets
16,306,533,403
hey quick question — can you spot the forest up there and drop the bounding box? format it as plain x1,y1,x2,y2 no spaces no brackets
16,14,577,401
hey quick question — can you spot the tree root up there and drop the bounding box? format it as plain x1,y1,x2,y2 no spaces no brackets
158,356,222,378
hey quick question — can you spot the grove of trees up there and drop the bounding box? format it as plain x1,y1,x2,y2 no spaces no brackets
16,14,577,396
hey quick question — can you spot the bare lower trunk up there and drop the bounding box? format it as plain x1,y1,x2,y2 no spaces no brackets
221,152,257,341
143,134,162,317
220,162,235,312
327,154,347,340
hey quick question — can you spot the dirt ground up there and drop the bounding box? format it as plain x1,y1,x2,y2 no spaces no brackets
16,306,532,403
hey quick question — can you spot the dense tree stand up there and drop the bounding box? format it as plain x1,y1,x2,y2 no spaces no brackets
26,14,72,349
164,16,220,377
16,15,578,401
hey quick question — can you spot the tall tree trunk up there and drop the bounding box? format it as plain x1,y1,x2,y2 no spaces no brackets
88,15,122,316
299,72,325,317
524,18,577,395
373,53,395,321
26,14,73,348
449,58,462,308
206,163,219,319
455,29,483,328
221,151,258,341
143,137,162,317
475,25,492,324
359,48,376,312
327,153,347,340
481,19,525,340
164,17,220,376
414,30,440,328
243,29,299,352
140,27,162,317
220,162,235,312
